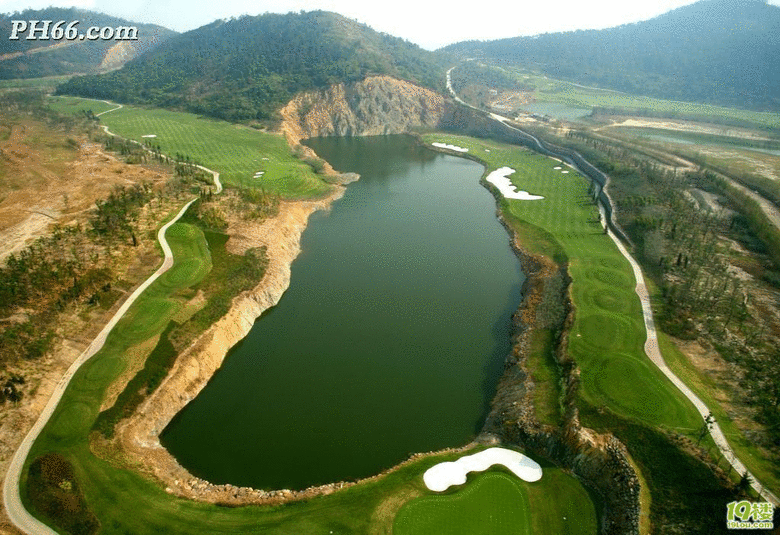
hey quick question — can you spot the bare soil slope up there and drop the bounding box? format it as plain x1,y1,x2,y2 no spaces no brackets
0,121,168,263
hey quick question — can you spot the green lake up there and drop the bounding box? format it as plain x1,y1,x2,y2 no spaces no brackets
161,135,524,490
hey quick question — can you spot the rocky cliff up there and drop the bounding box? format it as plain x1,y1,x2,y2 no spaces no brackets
280,75,449,146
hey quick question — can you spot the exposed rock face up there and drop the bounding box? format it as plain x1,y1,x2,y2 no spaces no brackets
482,217,641,535
280,75,449,145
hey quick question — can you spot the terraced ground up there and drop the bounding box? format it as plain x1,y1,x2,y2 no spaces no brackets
49,96,330,199
423,133,703,433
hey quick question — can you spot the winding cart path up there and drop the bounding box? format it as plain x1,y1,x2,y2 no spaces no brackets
447,65,778,504
3,100,223,534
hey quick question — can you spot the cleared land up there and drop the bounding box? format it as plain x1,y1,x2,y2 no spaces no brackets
49,96,330,199
0,118,169,263
505,68,780,131
424,133,703,433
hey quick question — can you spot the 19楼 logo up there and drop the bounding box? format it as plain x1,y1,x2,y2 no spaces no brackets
727,500,774,530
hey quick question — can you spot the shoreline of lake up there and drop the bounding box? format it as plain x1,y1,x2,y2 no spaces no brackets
112,134,527,503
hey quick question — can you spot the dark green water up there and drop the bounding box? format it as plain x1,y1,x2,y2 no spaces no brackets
161,136,524,491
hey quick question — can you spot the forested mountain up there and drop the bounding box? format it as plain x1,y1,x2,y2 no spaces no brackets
57,11,448,123
0,8,175,79
442,0,780,111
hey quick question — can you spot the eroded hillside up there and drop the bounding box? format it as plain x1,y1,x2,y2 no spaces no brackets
280,75,449,145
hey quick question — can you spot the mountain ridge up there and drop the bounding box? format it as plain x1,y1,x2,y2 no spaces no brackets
56,11,448,124
0,8,176,79
441,0,780,111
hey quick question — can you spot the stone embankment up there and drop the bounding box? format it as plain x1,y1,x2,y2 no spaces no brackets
115,191,344,501
481,217,641,535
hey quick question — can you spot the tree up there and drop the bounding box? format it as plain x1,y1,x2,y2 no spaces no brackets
696,412,715,445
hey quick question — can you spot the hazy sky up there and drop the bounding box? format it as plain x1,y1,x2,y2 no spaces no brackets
4,0,780,50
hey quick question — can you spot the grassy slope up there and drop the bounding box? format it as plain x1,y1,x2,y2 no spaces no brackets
49,96,331,199
0,76,73,91
47,97,120,116
422,133,702,433
659,332,780,492
394,471,533,535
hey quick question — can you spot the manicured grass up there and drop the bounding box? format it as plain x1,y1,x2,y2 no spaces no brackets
423,134,702,433
394,455,599,535
46,95,119,116
393,471,532,535
18,133,599,534
22,218,213,532
48,96,331,199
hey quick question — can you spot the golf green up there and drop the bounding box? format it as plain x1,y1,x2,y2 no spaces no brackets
393,471,532,535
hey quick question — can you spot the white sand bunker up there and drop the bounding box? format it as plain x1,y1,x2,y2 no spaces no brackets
142,134,157,138
562,170,570,174
487,167,544,200
432,142,469,153
554,166,562,170
424,448,543,492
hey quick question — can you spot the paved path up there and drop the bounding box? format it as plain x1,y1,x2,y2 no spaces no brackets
3,99,223,534
3,198,197,535
94,101,123,117
447,64,779,504
604,209,779,505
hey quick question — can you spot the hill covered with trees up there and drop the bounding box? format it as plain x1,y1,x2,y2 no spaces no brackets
57,11,448,123
0,8,175,79
442,0,780,111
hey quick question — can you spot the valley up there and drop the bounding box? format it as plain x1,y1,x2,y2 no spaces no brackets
1,1,779,534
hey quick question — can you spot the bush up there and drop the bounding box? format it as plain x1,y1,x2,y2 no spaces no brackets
26,453,99,535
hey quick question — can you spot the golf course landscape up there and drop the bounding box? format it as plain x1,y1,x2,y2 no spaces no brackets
422,133,703,431
7,98,604,534
3,2,780,533
48,97,330,198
